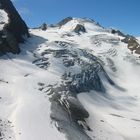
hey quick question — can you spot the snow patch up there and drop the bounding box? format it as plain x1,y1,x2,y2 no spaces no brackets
0,9,9,30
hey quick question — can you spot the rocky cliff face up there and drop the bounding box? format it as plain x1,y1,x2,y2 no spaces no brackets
0,0,29,54
122,35,140,55
110,28,140,55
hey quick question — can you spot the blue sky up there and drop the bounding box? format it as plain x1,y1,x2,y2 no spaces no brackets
12,0,140,36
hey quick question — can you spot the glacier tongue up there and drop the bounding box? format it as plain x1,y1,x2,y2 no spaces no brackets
0,17,140,140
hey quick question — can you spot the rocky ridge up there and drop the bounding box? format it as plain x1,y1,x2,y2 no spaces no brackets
0,0,29,54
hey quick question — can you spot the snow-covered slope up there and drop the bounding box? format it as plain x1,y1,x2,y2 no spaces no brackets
0,9,8,30
137,37,140,42
0,17,140,140
58,17,104,33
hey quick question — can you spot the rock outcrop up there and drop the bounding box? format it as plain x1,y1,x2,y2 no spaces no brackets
110,29,125,37
110,29,140,55
40,23,47,31
122,36,140,55
73,24,86,34
0,0,29,54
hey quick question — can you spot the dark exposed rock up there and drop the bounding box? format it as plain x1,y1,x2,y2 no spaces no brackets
0,0,29,42
63,58,75,67
32,58,50,70
41,23,47,31
53,49,69,58
57,17,73,27
0,79,8,84
122,36,140,55
1,30,20,53
50,91,89,121
34,39,115,139
41,49,71,58
109,29,140,55
61,64,106,94
49,24,57,28
50,95,92,140
0,119,14,140
46,59,108,139
44,50,113,140
46,82,92,140
54,41,71,47
74,24,86,34
110,29,125,37
0,0,29,54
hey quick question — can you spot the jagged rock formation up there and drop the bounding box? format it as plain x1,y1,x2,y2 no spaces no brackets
73,24,86,34
109,28,140,55
110,29,125,37
122,36,140,55
40,23,47,31
0,0,29,54
33,38,115,140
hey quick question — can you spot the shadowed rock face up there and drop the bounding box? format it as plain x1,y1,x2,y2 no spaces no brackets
110,29,125,37
0,0,29,54
40,23,47,31
74,24,86,34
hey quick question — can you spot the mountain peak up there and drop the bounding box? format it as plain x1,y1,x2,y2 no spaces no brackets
56,17,105,34
58,17,103,27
